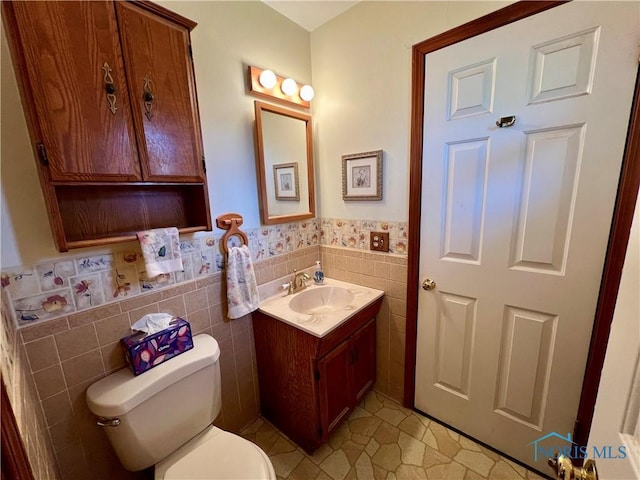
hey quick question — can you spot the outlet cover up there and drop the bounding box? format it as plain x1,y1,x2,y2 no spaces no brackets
370,232,390,252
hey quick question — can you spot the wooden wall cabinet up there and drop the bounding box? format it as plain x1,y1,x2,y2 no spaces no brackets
252,298,382,453
2,0,211,251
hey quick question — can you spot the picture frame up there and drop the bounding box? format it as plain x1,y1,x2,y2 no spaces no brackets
273,162,300,201
342,150,383,201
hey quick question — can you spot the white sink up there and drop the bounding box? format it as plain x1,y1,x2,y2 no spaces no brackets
258,278,385,338
288,286,355,315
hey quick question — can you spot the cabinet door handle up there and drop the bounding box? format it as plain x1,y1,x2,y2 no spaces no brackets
143,74,154,121
102,63,117,114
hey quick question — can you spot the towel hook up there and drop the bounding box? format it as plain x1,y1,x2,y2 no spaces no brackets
216,213,249,254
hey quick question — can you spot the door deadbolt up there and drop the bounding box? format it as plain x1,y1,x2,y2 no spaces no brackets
422,278,436,291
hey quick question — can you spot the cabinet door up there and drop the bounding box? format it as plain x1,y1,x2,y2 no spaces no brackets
350,319,376,404
317,340,351,438
116,2,205,183
10,1,141,182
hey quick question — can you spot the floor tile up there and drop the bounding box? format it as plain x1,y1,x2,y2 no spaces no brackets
242,390,548,480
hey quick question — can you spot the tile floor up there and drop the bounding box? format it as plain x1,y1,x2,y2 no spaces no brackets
242,391,550,480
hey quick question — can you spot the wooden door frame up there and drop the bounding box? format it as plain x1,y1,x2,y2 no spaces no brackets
403,0,640,451
1,377,36,480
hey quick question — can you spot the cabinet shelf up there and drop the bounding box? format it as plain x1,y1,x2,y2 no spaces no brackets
50,181,210,251
54,184,210,249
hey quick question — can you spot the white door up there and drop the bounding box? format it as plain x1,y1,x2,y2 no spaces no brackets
415,1,639,471
588,195,640,480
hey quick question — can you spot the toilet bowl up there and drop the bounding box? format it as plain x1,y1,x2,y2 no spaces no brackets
155,425,274,479
86,334,275,479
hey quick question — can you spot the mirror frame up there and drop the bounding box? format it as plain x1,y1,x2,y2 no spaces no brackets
254,101,316,225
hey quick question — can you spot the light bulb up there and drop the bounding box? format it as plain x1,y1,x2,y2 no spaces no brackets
281,78,297,96
259,70,276,89
300,85,315,101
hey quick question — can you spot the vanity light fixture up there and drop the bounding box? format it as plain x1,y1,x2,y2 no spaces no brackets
258,69,277,89
281,77,297,96
248,65,312,109
300,84,315,101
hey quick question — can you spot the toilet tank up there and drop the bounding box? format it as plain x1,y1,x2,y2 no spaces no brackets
86,334,222,471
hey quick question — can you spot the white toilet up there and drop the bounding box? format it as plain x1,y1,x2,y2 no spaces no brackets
86,334,275,479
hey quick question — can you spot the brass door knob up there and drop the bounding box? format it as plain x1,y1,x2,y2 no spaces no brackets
422,278,436,291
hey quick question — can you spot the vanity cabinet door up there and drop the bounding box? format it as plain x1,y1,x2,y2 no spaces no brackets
317,318,377,439
8,1,142,182
116,1,205,183
350,319,376,404
317,339,351,438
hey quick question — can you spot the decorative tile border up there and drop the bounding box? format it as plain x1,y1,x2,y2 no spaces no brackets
320,218,408,254
1,217,407,328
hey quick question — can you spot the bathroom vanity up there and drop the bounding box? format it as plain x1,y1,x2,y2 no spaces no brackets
253,279,384,453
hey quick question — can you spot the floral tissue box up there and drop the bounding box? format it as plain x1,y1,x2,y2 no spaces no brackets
120,317,193,376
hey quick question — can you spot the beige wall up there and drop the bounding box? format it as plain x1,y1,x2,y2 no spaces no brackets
0,2,312,478
15,260,269,480
0,0,311,267
320,246,408,400
2,296,60,479
311,1,510,222
0,1,521,478
4,241,406,479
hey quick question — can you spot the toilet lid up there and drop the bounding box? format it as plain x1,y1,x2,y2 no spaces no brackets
155,426,275,480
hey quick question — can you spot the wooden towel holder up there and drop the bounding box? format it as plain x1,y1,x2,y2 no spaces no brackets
216,213,249,254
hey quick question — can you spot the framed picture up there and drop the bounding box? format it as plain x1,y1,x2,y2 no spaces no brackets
273,162,300,201
342,150,383,201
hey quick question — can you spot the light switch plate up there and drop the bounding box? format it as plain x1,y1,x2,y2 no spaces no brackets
370,231,390,252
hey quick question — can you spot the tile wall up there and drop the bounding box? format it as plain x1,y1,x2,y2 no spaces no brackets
1,295,61,479
0,217,408,479
319,246,408,400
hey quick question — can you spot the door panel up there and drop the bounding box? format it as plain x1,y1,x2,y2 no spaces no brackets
442,139,489,264
116,2,205,182
11,1,141,181
415,1,639,470
494,306,557,428
510,125,584,274
434,292,476,399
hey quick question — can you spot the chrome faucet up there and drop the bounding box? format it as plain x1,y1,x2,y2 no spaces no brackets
287,269,310,295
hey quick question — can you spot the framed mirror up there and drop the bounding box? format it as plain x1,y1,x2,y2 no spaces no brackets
254,101,315,225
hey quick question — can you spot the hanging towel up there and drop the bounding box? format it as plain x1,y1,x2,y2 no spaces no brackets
136,227,183,278
226,245,260,319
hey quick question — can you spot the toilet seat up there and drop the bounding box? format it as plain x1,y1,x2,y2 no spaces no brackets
155,425,276,480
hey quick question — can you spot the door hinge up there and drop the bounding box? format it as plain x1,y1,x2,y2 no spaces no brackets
188,44,193,60
36,142,49,166
201,155,206,173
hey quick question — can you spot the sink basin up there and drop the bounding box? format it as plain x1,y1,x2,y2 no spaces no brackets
288,286,355,315
259,277,384,337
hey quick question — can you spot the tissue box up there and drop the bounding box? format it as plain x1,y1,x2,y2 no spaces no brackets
120,317,193,376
